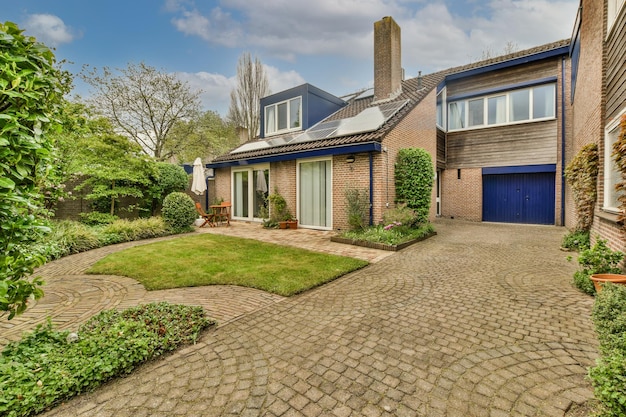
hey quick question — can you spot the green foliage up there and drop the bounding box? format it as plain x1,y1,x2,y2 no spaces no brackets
161,192,197,232
564,143,599,232
612,115,626,227
345,187,369,231
590,284,626,416
144,162,189,216
0,21,68,318
0,303,214,417
73,134,156,216
340,223,435,246
265,190,292,227
573,238,624,295
382,203,420,229
79,211,119,226
394,148,435,224
562,229,591,252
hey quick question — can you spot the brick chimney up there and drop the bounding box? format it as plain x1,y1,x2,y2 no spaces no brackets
374,16,402,102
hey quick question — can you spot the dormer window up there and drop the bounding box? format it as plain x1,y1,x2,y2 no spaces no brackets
265,97,301,136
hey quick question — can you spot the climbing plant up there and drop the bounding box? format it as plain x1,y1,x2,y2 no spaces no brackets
564,143,599,232
612,114,626,227
395,148,434,224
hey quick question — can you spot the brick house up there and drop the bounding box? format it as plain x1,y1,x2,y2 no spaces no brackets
569,0,626,250
207,16,571,230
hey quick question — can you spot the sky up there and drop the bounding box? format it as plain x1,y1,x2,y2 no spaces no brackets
2,0,580,117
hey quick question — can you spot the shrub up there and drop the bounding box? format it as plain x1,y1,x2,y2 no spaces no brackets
161,192,197,232
564,143,599,232
395,148,435,224
382,204,419,228
79,211,119,226
345,187,369,231
590,283,626,416
562,229,590,252
0,303,214,417
265,190,292,228
573,238,624,295
144,162,189,216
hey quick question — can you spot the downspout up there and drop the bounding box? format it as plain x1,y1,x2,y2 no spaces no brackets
561,56,566,226
369,152,374,226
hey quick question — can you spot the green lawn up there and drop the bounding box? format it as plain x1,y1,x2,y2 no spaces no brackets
87,234,368,296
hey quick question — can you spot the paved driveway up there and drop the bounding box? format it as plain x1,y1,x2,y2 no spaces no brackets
17,220,598,416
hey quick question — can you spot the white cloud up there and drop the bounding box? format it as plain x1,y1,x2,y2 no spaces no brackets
175,65,305,116
171,7,243,47
24,14,76,46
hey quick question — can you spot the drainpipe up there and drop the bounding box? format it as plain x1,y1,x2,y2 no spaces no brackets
561,56,566,226
369,152,374,226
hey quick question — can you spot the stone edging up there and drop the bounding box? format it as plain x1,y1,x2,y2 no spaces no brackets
330,231,437,251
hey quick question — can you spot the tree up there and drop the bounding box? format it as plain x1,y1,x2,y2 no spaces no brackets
74,133,156,217
144,162,189,216
227,52,270,142
0,22,67,318
82,62,201,160
165,110,240,163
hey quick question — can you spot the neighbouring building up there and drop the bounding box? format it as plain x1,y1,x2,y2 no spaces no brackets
569,0,626,251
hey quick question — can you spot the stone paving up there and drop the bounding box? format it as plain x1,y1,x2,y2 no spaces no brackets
3,220,598,416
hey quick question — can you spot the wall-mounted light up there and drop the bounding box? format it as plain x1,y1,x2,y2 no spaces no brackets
205,168,215,178
346,155,356,163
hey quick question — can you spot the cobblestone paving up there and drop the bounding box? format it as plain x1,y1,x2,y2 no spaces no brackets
8,220,598,416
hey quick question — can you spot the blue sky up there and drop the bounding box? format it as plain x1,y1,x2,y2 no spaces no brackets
2,0,579,117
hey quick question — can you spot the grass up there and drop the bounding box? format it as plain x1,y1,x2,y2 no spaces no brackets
87,234,368,296
339,223,435,246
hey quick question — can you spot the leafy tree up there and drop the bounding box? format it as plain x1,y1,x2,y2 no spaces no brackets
144,162,189,216
74,133,156,217
82,62,201,160
395,148,435,224
165,110,239,163
0,22,67,318
227,52,270,141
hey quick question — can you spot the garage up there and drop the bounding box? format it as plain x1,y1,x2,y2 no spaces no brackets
482,165,556,224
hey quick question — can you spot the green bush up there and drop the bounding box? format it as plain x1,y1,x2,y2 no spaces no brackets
395,148,435,224
0,302,214,417
162,192,197,232
590,284,626,416
144,163,189,216
340,223,434,246
382,203,419,228
345,187,369,231
573,238,624,295
562,230,590,251
79,211,119,226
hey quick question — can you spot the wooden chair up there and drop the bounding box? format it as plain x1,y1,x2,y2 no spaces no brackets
195,202,214,227
213,202,231,227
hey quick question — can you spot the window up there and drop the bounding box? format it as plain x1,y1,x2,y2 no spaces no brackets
468,98,484,127
436,88,446,129
447,84,555,131
298,158,332,229
232,166,270,221
608,0,626,33
604,112,626,212
265,97,302,136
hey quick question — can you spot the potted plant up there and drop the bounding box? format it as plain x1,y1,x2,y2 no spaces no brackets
574,238,625,295
266,190,293,229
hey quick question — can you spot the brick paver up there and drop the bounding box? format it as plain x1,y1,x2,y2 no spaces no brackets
4,220,597,416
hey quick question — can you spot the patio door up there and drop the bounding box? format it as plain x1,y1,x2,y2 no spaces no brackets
298,158,332,229
232,165,269,221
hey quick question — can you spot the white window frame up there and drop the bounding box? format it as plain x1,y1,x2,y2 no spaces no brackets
264,96,302,136
604,108,626,213
231,164,270,221
447,84,556,132
296,156,333,230
436,87,447,130
608,0,626,35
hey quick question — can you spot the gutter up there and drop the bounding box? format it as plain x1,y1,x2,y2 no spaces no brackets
561,56,566,226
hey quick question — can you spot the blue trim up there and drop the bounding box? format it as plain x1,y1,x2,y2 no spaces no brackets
444,46,569,83
207,142,382,169
369,152,374,226
482,164,556,175
447,77,557,102
561,57,566,225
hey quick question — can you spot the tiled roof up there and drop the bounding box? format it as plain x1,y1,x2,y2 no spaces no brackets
211,39,570,164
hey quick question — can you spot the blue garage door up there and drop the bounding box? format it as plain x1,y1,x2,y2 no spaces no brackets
483,167,555,225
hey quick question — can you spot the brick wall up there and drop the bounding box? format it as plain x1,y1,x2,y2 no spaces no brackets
332,154,371,230
441,168,483,221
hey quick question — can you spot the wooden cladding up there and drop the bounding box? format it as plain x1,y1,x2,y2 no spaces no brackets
446,120,557,168
606,9,626,120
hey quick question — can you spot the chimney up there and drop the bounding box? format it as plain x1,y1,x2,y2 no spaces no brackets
374,16,402,101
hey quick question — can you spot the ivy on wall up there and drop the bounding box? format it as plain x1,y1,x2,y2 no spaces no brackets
564,143,599,232
612,115,626,228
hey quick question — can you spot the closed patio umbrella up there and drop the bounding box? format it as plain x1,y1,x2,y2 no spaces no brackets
191,157,207,195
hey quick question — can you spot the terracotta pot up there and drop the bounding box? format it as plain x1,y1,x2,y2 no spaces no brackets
278,221,288,229
287,220,298,229
590,274,626,293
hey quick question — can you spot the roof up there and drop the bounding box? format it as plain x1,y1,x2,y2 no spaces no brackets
209,39,570,167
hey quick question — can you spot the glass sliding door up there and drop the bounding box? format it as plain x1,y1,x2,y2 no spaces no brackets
298,159,331,229
232,166,269,221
